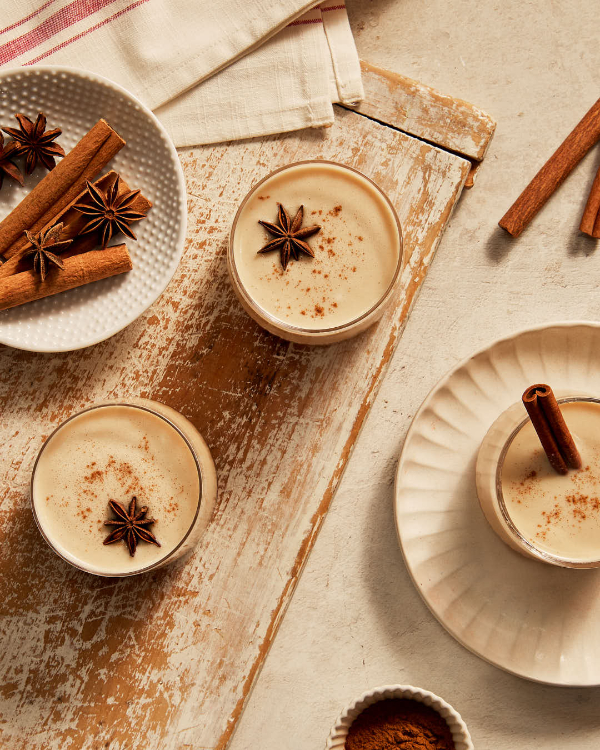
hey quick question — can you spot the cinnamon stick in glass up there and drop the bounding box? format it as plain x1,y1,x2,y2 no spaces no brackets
580,160,600,237
522,384,582,475
0,244,132,312
0,119,125,262
499,98,600,237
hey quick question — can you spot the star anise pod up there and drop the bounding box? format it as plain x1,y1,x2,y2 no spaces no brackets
3,112,65,174
103,496,161,557
0,133,24,190
258,203,321,270
23,223,71,281
72,175,147,249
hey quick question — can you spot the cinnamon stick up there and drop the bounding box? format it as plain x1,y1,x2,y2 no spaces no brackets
5,234,100,277
499,98,600,237
594,211,600,239
580,161,600,236
522,384,582,475
0,244,132,312
0,171,151,278
0,119,125,261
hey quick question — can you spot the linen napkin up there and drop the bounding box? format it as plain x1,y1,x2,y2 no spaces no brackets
0,0,364,147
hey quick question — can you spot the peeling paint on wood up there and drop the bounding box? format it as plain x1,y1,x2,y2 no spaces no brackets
0,69,474,750
354,60,496,164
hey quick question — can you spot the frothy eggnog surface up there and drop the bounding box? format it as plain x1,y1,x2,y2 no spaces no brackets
501,400,600,562
232,162,401,330
32,405,200,575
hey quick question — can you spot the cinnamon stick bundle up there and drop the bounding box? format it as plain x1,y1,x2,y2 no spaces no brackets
499,98,600,237
522,384,581,474
0,119,125,261
0,171,151,278
580,160,600,237
0,244,132,312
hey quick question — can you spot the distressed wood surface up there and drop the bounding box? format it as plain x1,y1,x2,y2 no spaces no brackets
0,77,474,749
354,60,496,165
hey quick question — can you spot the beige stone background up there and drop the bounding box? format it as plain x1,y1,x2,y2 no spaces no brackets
228,2,600,749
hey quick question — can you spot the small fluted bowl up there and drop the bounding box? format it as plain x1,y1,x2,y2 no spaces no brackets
325,684,473,750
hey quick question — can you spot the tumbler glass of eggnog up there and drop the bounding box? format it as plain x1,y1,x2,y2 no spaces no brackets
476,395,600,568
228,161,403,344
31,399,217,576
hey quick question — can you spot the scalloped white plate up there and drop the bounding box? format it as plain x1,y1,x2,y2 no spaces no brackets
0,66,186,352
395,321,600,686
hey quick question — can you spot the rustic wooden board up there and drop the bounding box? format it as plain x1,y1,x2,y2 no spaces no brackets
0,72,475,749
354,60,496,187
356,60,496,161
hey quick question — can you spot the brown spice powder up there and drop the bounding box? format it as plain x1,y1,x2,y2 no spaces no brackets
511,462,600,540
345,698,455,750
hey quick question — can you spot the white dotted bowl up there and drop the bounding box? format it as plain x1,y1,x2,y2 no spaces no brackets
0,66,186,352
325,684,473,750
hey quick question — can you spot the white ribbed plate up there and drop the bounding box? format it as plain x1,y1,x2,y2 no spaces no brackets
395,321,600,686
0,66,186,352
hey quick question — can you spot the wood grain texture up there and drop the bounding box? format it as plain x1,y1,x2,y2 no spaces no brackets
0,96,471,748
353,60,496,164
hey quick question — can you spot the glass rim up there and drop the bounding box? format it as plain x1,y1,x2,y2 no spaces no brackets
228,159,404,336
30,402,204,578
495,396,600,569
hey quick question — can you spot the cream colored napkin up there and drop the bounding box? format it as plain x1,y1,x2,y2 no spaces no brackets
0,0,363,147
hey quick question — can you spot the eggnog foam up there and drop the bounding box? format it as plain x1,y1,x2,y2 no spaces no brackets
32,405,200,574
502,401,600,561
233,162,400,329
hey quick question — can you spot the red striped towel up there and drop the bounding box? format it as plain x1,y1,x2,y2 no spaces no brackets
0,0,363,146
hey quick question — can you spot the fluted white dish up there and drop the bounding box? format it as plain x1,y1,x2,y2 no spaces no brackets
395,321,600,686
325,684,472,750
0,66,186,352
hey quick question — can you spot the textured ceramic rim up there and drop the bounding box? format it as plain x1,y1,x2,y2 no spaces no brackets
0,65,187,353
496,396,600,568
30,402,203,577
228,160,403,337
325,684,473,750
394,319,600,686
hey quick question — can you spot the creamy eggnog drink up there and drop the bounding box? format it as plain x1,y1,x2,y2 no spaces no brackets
229,161,402,344
31,401,217,576
476,396,600,567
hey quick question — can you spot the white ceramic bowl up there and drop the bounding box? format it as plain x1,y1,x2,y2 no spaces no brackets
0,66,186,352
325,684,473,750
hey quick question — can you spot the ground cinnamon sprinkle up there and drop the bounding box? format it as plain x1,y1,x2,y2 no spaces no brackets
511,461,600,541
345,698,455,750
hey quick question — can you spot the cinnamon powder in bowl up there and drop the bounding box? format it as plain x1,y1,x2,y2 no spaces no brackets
346,697,454,750
325,685,472,750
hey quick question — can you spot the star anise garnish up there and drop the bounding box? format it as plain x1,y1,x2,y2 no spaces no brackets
103,496,161,557
258,203,321,270
23,223,71,281
0,133,24,190
72,175,147,249
2,112,65,174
